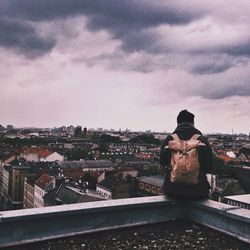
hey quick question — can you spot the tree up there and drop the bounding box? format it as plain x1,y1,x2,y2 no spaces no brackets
81,173,97,190
100,134,120,143
65,149,89,161
99,142,109,152
130,134,161,145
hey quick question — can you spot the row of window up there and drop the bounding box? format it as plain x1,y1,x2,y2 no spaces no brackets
34,196,43,207
97,188,111,199
35,187,44,197
139,182,163,195
227,200,250,210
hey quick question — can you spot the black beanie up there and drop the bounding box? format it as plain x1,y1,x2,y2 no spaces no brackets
177,110,194,124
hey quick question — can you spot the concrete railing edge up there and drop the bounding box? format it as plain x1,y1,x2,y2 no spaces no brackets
0,196,249,247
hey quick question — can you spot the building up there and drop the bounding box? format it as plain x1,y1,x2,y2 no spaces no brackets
83,127,87,135
96,173,134,199
136,175,164,196
34,174,55,208
206,173,217,193
23,174,42,209
6,125,14,131
0,153,18,165
229,165,250,193
7,164,31,210
59,160,114,172
135,152,156,160
44,184,105,206
117,167,138,179
74,126,82,137
96,177,113,199
20,147,64,162
224,194,250,210
1,166,11,209
213,177,246,202
43,152,64,162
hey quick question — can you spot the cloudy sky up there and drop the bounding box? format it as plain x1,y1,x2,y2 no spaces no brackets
1,0,250,134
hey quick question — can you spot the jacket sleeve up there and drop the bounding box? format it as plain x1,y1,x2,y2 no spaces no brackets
199,136,214,174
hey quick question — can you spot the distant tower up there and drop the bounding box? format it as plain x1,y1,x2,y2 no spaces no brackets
74,126,82,137
7,125,14,131
83,127,87,135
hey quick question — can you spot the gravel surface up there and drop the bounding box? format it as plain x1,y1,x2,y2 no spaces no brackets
4,220,249,250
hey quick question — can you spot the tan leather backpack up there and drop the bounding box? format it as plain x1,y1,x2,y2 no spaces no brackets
165,134,206,185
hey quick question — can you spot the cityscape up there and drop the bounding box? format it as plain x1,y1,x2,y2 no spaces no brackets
0,124,249,211
1,0,250,248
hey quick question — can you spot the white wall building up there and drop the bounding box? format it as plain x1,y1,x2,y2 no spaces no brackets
21,147,64,162
224,194,250,210
96,185,112,199
34,174,55,208
41,152,64,162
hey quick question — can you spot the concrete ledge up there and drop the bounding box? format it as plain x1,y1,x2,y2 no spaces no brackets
188,200,250,244
0,197,183,247
0,197,249,247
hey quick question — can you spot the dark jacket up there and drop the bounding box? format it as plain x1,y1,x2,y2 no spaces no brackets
160,122,214,200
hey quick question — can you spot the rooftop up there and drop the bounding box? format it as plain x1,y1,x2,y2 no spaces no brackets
5,220,249,250
137,175,164,187
59,160,114,169
22,147,53,158
35,174,54,190
224,194,250,203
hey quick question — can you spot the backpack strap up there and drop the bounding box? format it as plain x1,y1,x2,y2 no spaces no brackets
190,134,201,140
171,133,179,140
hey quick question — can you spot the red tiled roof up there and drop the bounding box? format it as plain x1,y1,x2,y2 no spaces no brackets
217,154,233,163
62,168,84,181
35,174,54,190
22,147,53,158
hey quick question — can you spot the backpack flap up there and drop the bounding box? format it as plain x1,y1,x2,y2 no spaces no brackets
165,134,206,186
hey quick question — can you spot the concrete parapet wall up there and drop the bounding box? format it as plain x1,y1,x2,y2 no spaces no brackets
0,196,249,247
188,200,250,244
0,197,182,247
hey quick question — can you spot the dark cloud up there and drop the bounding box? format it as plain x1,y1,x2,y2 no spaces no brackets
2,1,196,25
191,40,250,60
191,69,250,99
118,31,158,53
201,84,250,99
222,44,250,56
0,1,200,57
0,18,55,58
1,0,250,69
191,62,233,75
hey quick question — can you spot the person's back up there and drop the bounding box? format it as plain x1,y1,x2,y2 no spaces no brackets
160,110,213,201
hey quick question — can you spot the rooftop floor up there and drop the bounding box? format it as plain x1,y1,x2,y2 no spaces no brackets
5,220,249,250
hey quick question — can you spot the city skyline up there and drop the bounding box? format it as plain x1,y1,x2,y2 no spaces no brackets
1,1,250,134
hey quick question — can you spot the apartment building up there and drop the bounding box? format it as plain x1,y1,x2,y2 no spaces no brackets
34,174,55,208
136,175,164,196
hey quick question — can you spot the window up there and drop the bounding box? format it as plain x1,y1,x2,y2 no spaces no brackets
145,184,151,192
157,188,163,195
152,186,156,194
